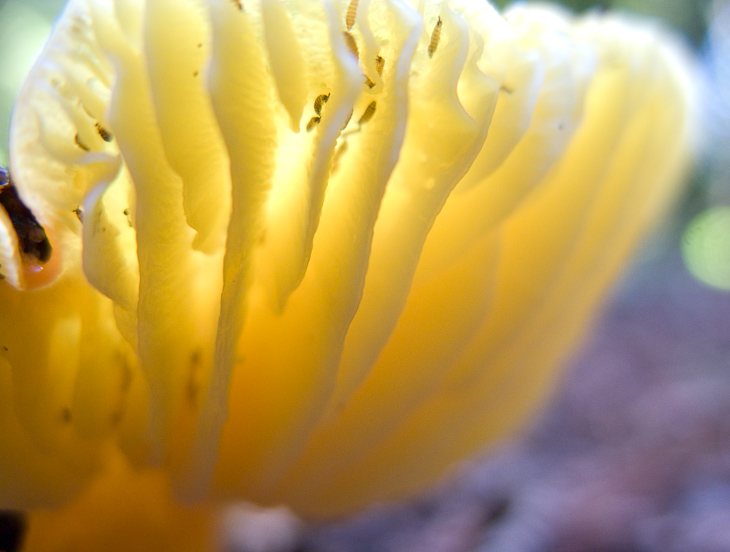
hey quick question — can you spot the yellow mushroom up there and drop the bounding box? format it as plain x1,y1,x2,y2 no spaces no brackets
0,0,696,549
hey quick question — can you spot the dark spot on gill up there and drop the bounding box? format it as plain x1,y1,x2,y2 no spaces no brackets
343,31,359,60
95,122,113,142
428,16,443,58
74,133,90,151
375,55,385,76
345,0,359,30
0,167,52,264
358,101,376,126
314,93,330,116
306,116,321,132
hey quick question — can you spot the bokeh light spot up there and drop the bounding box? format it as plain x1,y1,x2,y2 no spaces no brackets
682,206,730,291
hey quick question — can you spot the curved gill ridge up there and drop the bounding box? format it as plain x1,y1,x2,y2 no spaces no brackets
4,0,696,517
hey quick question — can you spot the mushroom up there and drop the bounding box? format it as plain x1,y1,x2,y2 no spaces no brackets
0,0,696,549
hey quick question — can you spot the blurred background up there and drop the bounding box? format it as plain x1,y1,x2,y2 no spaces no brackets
2,0,730,551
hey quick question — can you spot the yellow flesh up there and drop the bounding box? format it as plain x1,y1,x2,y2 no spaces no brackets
1,0,695,538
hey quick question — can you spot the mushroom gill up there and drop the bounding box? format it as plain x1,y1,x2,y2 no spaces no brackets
1,0,696,545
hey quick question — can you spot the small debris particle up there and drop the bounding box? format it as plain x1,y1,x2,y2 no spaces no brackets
306,116,321,132
358,101,376,126
343,31,359,60
314,93,330,115
0,168,52,264
346,0,359,30
74,133,90,151
95,122,113,142
375,55,385,76
428,16,443,58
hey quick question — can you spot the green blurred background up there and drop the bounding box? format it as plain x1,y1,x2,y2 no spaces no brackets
494,0,711,44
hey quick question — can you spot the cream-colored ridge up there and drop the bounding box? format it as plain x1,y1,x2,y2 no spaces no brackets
2,0,696,526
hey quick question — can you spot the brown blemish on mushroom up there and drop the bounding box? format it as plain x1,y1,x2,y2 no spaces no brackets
375,55,385,76
428,16,443,58
0,168,52,265
306,116,321,132
346,0,359,30
358,101,376,126
74,133,90,152
95,123,113,142
314,93,330,116
343,31,359,60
